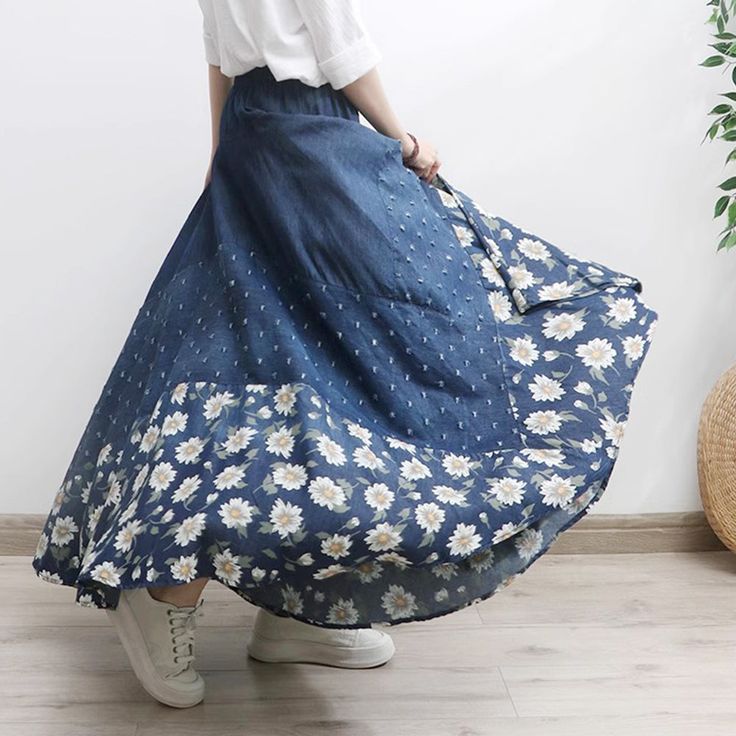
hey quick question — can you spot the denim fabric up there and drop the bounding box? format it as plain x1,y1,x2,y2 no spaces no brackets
32,66,658,627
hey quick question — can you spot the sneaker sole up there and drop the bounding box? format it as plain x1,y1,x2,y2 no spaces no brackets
247,630,396,669
106,594,205,708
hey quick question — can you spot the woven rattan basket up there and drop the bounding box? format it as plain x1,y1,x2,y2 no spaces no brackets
698,363,736,552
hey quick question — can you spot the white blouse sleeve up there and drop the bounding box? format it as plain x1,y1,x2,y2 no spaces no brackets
197,0,221,66
294,0,381,89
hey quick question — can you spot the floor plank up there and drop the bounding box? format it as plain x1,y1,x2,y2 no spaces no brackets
2,552,736,735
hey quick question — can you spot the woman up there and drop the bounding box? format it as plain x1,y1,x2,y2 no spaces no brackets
32,0,658,709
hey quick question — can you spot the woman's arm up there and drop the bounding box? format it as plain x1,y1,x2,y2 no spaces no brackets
342,68,441,182
204,63,233,187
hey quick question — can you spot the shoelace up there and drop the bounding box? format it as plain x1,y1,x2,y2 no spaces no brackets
165,599,204,678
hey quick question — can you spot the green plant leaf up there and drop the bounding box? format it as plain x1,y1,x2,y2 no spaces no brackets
716,195,731,216
702,54,726,66
719,176,736,189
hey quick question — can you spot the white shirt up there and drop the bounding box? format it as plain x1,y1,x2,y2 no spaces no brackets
197,0,381,89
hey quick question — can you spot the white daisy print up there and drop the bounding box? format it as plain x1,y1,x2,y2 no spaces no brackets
517,237,550,261
214,464,245,490
266,427,295,458
327,598,359,626
170,382,188,405
114,520,144,553
273,463,308,490
51,516,79,547
213,549,242,585
172,475,202,503
91,561,121,586
524,410,563,435
432,484,466,506
576,338,616,370
515,528,544,561
509,337,539,366
414,502,446,533
400,458,432,481
224,426,258,455
149,462,176,492
365,483,395,511
528,374,565,402
320,534,353,559
540,475,576,508
274,384,298,415
218,497,255,530
447,523,482,557
161,411,188,437
381,584,418,620
622,335,645,360
442,453,472,478
542,312,585,341
175,437,205,465
365,522,402,552
489,477,526,505
607,298,636,324
175,513,207,546
203,391,236,420
171,554,198,583
308,476,346,510
316,434,347,465
269,499,303,538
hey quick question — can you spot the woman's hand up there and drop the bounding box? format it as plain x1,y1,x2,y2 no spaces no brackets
400,133,441,183
341,69,442,183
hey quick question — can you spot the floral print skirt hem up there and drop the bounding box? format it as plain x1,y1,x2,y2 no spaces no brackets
32,66,658,628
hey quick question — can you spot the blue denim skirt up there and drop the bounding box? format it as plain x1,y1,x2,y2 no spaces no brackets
32,66,658,627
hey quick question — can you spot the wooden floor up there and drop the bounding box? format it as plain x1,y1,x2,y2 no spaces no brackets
3,552,736,736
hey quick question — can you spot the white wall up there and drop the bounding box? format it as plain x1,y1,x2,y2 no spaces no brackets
1,1,734,515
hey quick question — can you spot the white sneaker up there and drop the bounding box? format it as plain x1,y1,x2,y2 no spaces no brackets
106,588,205,708
247,608,395,668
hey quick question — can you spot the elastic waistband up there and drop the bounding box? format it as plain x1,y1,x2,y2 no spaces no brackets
230,66,359,121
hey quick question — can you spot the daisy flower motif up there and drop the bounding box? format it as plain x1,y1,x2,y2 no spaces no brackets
447,523,482,557
218,497,255,530
171,554,198,583
327,598,359,626
114,519,144,553
175,436,205,465
214,464,245,491
442,453,472,478
607,297,636,324
381,584,418,620
213,549,242,585
353,445,386,471
489,477,526,506
365,522,402,552
320,534,353,559
161,411,188,437
432,484,466,506
515,528,544,562
542,312,585,341
346,422,372,444
272,463,308,490
172,475,202,503
524,410,563,436
528,374,565,402
509,337,539,366
203,391,236,421
224,426,258,455
400,457,432,482
414,502,446,533
540,475,576,508
281,584,304,614
538,281,576,301
517,237,550,261
266,427,295,458
576,338,617,370
622,334,645,361
364,482,395,511
174,513,207,546
316,434,347,466
170,382,188,405
51,516,79,547
274,384,298,415
307,476,346,510
269,499,303,538
91,561,121,586
149,462,176,492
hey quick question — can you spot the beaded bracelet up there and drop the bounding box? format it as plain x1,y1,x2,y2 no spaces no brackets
402,133,420,166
